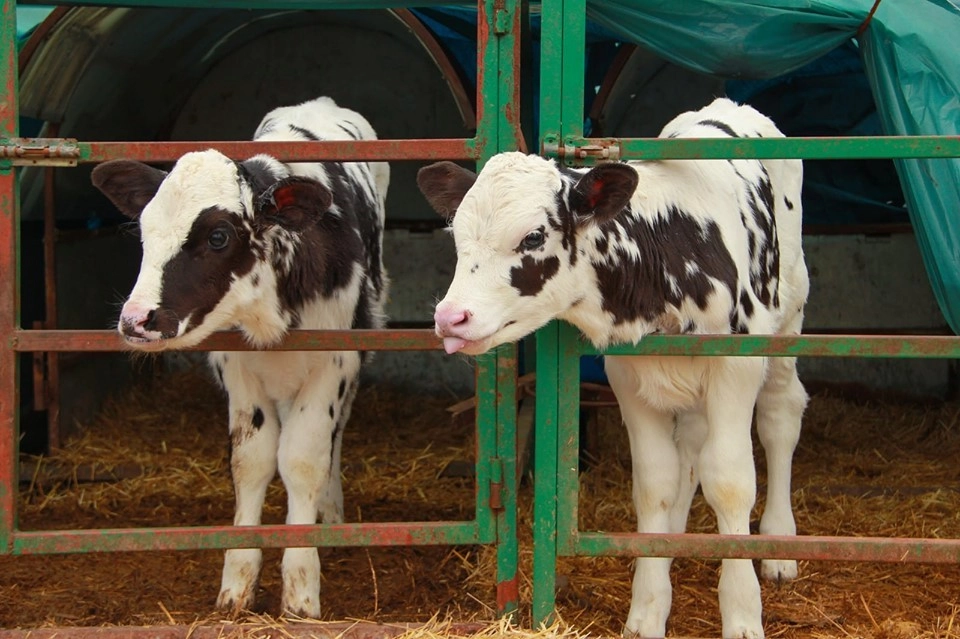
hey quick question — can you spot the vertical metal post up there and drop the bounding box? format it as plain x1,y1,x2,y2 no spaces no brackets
531,0,564,626
0,0,19,554
476,0,523,618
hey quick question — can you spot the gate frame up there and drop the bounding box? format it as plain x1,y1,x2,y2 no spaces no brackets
531,0,960,628
0,0,524,624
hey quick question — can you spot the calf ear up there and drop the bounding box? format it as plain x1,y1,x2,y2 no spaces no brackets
256,177,333,231
570,163,638,226
91,160,168,219
416,161,477,221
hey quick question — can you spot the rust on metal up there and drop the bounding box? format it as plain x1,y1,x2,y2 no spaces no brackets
82,138,477,164
0,137,79,166
0,621,489,639
575,531,960,564
11,328,443,353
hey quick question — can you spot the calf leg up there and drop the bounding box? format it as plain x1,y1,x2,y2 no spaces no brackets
755,355,807,582
700,358,766,639
276,364,354,618
671,410,708,534
217,373,280,614
607,360,679,639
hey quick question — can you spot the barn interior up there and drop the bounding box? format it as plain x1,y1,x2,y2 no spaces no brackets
5,4,960,638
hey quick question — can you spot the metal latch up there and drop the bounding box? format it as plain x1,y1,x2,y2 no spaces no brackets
541,136,622,165
0,138,80,167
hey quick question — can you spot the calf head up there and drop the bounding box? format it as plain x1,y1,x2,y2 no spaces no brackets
418,152,637,355
93,151,332,349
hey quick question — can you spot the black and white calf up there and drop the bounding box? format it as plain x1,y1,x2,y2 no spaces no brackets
418,98,808,639
92,96,389,618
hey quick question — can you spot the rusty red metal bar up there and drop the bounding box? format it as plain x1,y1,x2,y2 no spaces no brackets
80,138,478,164
11,328,443,352
0,621,489,639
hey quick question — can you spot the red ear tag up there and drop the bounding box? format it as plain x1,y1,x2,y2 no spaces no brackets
588,177,606,208
272,186,298,211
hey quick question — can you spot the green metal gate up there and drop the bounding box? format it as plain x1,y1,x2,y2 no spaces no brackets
0,0,523,630
531,0,960,628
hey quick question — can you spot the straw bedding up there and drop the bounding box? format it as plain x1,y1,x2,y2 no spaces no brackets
1,365,958,638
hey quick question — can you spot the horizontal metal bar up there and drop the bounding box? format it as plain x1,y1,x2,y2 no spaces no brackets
10,328,442,352
569,136,960,161
573,531,960,564
77,139,478,164
12,521,485,555
16,0,436,8
580,334,960,359
0,622,491,639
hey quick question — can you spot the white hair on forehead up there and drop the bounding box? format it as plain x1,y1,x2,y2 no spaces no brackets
454,152,563,246
139,150,246,251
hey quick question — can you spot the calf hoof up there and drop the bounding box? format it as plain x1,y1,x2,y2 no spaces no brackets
216,588,256,617
724,625,764,639
281,594,321,620
760,558,798,583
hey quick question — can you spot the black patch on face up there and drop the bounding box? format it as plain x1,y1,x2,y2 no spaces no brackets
590,207,738,325
510,255,561,297
157,207,256,336
252,406,264,429
698,119,740,138
338,378,347,399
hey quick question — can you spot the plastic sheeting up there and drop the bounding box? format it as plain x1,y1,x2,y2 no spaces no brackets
585,0,960,333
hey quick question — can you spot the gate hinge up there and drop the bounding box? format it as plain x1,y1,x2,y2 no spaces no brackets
488,457,504,511
0,138,80,167
541,137,622,165
493,1,512,35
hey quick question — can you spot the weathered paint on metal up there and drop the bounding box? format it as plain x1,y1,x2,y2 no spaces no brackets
604,135,960,161
0,0,19,556
11,521,483,556
11,328,443,352
0,621,490,639
495,343,519,616
581,333,960,359
80,138,478,164
574,531,960,564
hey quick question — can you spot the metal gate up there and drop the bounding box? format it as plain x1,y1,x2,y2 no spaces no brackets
0,0,524,630
530,0,960,627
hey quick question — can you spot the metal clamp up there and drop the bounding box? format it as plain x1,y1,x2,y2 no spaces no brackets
0,138,80,167
541,136,621,165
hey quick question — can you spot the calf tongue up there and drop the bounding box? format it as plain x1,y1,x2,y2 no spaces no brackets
443,336,468,354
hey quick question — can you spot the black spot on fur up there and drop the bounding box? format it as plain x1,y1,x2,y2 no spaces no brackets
328,404,335,419
289,125,320,140
338,378,347,399
510,255,561,297
252,406,264,429
784,196,794,210
590,208,738,325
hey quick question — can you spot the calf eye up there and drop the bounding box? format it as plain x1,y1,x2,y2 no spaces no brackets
208,228,229,251
520,230,545,251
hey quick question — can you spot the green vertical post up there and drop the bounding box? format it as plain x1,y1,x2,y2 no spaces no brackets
476,0,523,618
556,323,583,555
531,0,564,626
0,0,18,555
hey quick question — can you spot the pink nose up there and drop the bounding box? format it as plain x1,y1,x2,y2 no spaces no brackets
434,305,470,337
119,300,156,338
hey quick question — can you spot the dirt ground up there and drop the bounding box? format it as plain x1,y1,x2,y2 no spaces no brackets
1,365,959,638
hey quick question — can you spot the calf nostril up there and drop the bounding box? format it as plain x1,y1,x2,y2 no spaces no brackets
142,309,158,331
454,310,470,326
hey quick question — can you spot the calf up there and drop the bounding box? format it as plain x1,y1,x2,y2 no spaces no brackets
417,98,808,639
92,96,389,618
